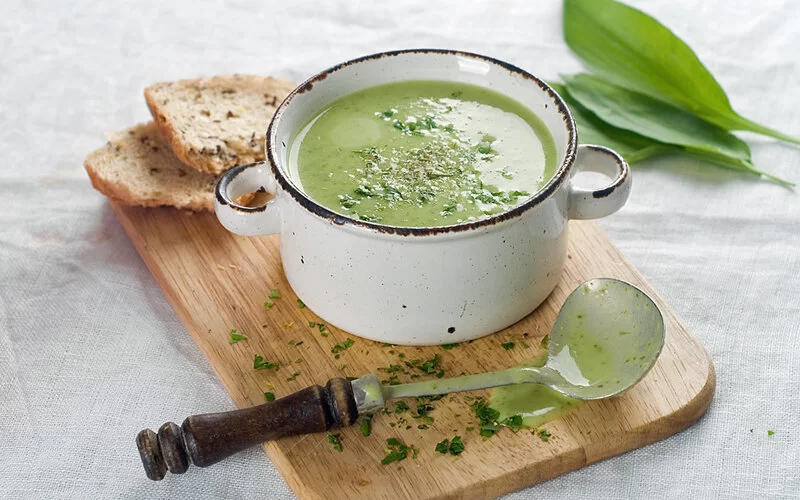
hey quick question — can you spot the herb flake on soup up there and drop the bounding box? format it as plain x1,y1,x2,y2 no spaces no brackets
289,81,557,227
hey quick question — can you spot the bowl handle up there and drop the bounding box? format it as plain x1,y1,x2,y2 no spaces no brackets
567,145,632,220
214,162,282,236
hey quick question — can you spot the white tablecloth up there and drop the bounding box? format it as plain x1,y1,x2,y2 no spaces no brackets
1,0,798,498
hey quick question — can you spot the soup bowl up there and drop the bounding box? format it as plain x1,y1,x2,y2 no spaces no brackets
214,49,631,345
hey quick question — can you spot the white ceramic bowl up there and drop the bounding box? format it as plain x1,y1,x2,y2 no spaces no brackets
215,49,631,345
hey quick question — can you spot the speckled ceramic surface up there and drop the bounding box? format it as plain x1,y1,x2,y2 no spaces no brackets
214,49,631,345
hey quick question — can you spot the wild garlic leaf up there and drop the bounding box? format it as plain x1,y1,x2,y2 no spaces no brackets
563,0,800,144
551,81,793,186
682,150,793,187
562,73,753,163
549,82,670,162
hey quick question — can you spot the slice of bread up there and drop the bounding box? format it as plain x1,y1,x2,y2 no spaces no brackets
144,75,296,174
84,122,219,211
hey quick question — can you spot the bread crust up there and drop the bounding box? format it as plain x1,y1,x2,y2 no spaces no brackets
83,123,217,212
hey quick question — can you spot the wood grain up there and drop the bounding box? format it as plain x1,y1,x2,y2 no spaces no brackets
112,202,715,499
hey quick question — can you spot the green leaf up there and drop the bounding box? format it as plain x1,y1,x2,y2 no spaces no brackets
549,82,670,162
563,0,800,144
561,75,793,187
563,74,752,162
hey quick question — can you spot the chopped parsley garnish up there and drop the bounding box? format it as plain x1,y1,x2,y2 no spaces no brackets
441,343,460,350
264,300,274,310
471,397,501,437
537,428,551,442
253,354,280,370
449,435,465,455
337,363,346,371
381,438,417,465
768,430,775,436
501,341,515,350
436,436,465,455
360,415,372,437
417,424,429,430
286,372,300,381
501,415,523,432
395,401,410,414
412,397,436,423
264,392,275,402
229,329,248,344
331,338,355,354
540,334,550,350
327,433,343,452
288,339,304,346
297,299,306,308
417,354,445,378
268,289,281,299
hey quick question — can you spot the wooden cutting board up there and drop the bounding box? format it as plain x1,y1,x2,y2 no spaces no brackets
112,203,715,499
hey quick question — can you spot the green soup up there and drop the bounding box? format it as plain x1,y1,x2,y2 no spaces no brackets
289,81,557,227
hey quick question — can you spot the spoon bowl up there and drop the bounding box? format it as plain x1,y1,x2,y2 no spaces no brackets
535,278,665,399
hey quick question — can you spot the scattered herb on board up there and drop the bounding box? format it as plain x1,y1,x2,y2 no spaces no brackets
327,433,343,452
253,354,280,370
264,392,276,402
559,0,795,186
331,338,355,354
264,300,274,310
360,415,372,437
309,321,328,337
297,299,306,308
501,341,515,350
286,372,300,382
268,289,281,299
540,335,550,350
413,397,436,423
537,428,552,442
288,340,304,346
472,397,501,437
229,329,248,344
502,415,523,433
442,343,460,350
378,363,406,385
436,436,465,455
449,436,465,455
417,354,445,378
395,401,410,414
381,438,417,465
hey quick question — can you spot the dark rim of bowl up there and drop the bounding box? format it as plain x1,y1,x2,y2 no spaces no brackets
265,48,577,237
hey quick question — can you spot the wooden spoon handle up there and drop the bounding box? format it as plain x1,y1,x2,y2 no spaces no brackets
136,377,358,480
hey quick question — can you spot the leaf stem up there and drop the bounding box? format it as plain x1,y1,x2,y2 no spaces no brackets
735,116,800,146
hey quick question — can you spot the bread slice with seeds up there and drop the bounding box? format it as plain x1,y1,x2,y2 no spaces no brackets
144,75,296,174
84,122,219,211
